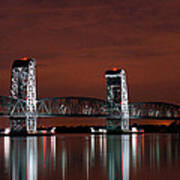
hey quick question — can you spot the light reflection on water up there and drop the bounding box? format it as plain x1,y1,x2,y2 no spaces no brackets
1,134,180,179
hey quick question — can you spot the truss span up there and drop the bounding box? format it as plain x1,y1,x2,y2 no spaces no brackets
0,96,179,120
0,96,26,117
37,97,180,120
37,97,109,118
129,102,180,120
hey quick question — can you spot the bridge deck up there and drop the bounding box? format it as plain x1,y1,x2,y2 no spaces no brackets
0,96,179,120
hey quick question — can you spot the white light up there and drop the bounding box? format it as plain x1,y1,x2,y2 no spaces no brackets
132,127,138,132
103,129,107,133
90,127,95,133
4,128,10,134
51,127,56,134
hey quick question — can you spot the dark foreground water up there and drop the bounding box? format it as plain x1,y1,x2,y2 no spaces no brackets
1,133,180,180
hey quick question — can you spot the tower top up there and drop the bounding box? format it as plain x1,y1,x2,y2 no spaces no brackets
105,69,124,75
12,58,35,68
105,69,125,78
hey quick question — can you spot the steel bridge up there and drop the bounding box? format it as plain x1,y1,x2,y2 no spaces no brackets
3,57,180,134
0,96,179,120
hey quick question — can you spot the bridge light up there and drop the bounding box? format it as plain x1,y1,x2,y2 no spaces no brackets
20,57,28,61
112,67,118,71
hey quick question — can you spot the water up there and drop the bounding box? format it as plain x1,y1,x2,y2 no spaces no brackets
1,133,180,180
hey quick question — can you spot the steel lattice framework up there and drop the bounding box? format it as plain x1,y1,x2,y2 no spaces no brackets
1,58,180,134
37,97,108,117
129,102,180,120
105,69,130,132
0,96,179,120
10,58,37,133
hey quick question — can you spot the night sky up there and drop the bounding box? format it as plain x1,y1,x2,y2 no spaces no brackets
0,0,180,105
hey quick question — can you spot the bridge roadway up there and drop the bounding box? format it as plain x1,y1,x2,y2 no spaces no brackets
0,96,179,120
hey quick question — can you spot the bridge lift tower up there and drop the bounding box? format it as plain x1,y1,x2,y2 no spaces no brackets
105,69,130,133
10,58,37,134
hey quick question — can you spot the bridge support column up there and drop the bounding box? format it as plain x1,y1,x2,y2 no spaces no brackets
105,69,129,133
10,58,37,134
9,118,27,134
26,116,37,133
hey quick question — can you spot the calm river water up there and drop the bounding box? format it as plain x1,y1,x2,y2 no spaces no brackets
1,133,180,180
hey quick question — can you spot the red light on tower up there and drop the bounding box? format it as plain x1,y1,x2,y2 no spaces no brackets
112,67,117,71
20,57,28,61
